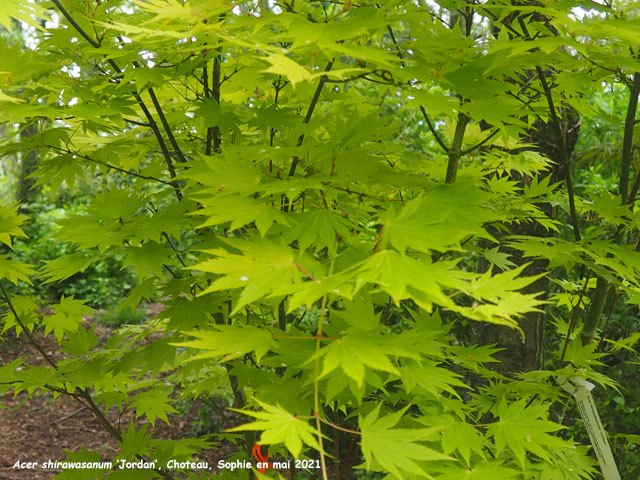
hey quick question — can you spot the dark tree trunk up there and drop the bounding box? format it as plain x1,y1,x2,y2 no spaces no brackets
480,109,580,374
15,124,40,206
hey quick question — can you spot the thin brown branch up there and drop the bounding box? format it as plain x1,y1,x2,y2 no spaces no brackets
620,72,640,203
47,146,174,186
461,128,499,155
419,106,449,153
1,283,59,370
50,0,100,48
535,66,580,241
211,47,223,154
146,86,188,164
288,59,335,177
51,3,182,200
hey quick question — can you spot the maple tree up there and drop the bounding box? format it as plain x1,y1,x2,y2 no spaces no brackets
1,0,640,479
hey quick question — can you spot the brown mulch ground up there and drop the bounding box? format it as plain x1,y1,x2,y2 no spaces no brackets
0,320,234,480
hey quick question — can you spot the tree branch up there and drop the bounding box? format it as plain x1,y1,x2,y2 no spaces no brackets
419,105,449,153
47,146,175,187
1,284,176,479
535,66,581,241
580,277,610,346
211,47,223,154
1,283,59,370
50,0,100,48
620,72,640,203
51,1,182,200
461,128,499,155
147,87,188,164
446,110,469,183
288,59,334,177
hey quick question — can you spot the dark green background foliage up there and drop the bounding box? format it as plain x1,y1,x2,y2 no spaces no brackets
1,0,639,479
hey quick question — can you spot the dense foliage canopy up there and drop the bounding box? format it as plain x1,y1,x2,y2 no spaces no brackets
1,0,640,479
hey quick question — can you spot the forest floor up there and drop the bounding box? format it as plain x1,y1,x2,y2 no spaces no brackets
0,310,236,480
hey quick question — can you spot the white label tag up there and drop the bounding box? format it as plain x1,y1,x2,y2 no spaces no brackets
560,377,621,480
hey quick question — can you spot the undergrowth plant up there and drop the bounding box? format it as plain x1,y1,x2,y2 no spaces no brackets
1,0,640,479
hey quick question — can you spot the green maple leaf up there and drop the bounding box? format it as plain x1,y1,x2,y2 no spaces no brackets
175,325,273,362
0,205,28,247
420,414,485,465
482,247,515,271
317,328,401,387
61,326,99,355
138,337,177,374
354,250,465,311
123,241,175,279
42,296,94,341
588,192,629,225
119,421,151,459
157,294,219,331
31,154,84,191
126,200,194,242
54,214,124,254
0,0,48,31
0,255,34,285
283,209,352,254
486,400,566,466
563,340,606,368
360,405,451,479
380,182,497,253
449,344,501,373
193,195,290,236
454,265,546,332
123,66,165,93
467,264,543,302
263,52,313,87
184,152,262,195
129,386,178,425
40,252,96,284
434,462,521,479
189,238,308,314
85,190,146,220
118,278,156,312
229,399,321,457
400,362,468,398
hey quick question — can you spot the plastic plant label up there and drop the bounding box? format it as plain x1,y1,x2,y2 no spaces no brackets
560,376,621,480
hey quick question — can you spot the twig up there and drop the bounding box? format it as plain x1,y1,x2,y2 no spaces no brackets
46,146,174,186
419,106,449,153
51,0,183,201
52,406,85,425
2,282,177,480
621,73,640,203
461,128,499,155
147,87,188,164
288,59,335,178
557,272,590,366
1,283,59,370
